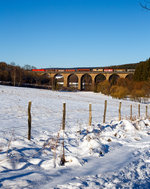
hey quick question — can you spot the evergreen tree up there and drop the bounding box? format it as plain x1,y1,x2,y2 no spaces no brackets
134,58,150,81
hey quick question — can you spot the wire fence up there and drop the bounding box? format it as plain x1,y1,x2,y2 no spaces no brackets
0,100,150,167
0,100,149,129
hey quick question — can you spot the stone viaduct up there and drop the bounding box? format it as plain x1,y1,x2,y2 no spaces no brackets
42,70,134,91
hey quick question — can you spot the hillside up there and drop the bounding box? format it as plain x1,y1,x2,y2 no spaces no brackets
105,63,138,69
0,85,150,188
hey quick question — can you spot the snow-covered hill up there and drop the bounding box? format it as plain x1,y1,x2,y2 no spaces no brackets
0,85,150,188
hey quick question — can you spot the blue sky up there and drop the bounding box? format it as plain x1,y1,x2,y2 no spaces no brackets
0,0,150,68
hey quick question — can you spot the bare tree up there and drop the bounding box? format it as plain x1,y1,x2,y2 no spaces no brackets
23,64,32,70
11,67,16,86
140,0,150,10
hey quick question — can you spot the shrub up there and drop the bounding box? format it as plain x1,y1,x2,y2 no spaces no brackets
133,81,144,90
96,80,111,95
110,86,129,99
116,78,128,87
130,89,146,102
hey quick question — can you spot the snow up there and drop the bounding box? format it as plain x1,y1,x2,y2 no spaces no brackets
0,85,150,188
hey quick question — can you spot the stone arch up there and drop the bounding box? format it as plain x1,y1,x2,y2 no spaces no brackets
125,74,134,80
109,74,120,85
95,74,106,84
41,73,50,77
81,74,92,91
53,74,64,90
40,73,51,85
68,74,78,89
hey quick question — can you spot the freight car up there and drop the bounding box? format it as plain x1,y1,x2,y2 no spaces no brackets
65,69,76,72
76,68,91,72
57,69,65,72
114,69,126,72
103,69,113,72
126,69,135,72
92,68,103,72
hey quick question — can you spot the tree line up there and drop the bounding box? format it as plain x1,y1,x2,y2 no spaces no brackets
0,62,52,88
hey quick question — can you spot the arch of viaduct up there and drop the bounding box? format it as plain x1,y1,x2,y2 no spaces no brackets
46,71,134,90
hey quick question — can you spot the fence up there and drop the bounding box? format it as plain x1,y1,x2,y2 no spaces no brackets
0,99,149,167
27,100,149,140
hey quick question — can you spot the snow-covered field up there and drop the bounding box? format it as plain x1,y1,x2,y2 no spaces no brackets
0,85,150,188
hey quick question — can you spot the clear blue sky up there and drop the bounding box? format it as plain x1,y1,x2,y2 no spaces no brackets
0,0,150,68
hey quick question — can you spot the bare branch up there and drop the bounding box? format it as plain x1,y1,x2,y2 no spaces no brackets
140,1,150,10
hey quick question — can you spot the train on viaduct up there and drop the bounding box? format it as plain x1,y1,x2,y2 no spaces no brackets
32,67,135,91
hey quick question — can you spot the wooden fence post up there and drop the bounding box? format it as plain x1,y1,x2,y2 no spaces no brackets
146,105,148,118
138,104,140,118
119,102,122,121
89,104,92,126
130,104,132,121
28,101,32,140
61,103,66,165
60,140,66,166
62,103,66,130
103,100,107,123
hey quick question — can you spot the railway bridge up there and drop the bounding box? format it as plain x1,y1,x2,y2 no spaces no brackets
44,70,134,91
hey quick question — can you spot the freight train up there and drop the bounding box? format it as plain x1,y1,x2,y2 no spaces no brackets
32,68,135,73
